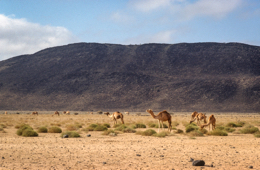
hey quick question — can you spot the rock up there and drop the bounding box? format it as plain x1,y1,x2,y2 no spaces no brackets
249,165,253,169
2,157,5,159
136,154,141,156
87,134,91,137
63,135,68,138
189,158,194,162
160,155,164,157
103,162,106,164
192,160,205,166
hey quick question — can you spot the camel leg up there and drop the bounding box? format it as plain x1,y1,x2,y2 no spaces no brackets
158,120,160,133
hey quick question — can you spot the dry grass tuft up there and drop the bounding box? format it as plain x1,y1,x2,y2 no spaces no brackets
48,126,62,133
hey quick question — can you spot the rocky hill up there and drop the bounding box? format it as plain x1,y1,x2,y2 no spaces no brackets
0,42,260,112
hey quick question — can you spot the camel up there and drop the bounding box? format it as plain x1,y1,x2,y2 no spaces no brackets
200,114,216,131
5,111,7,115
190,113,207,125
191,111,198,120
31,111,38,116
104,111,124,125
146,109,172,132
52,111,60,116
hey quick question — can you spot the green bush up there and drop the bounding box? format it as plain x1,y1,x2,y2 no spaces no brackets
61,131,80,138
175,129,184,134
102,129,118,136
15,123,30,129
189,130,204,137
16,125,33,136
103,123,111,128
208,129,228,136
254,131,260,138
199,128,208,134
115,124,128,131
122,127,136,133
94,125,108,131
185,123,198,133
89,124,98,128
226,121,245,128
22,129,38,137
240,125,259,134
224,127,236,133
139,129,157,136
135,123,146,128
38,126,48,133
147,122,156,128
48,126,62,133
155,123,168,128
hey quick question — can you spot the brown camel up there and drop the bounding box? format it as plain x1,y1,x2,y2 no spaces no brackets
104,112,124,125
52,111,60,116
191,111,198,120
200,114,216,131
190,113,207,125
146,109,172,132
31,111,38,116
5,111,7,115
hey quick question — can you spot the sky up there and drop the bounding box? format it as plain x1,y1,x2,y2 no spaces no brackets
0,0,260,61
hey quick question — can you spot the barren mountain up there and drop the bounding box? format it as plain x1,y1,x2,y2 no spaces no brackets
0,42,259,112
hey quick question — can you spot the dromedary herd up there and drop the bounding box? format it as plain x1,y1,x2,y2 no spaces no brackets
4,110,216,132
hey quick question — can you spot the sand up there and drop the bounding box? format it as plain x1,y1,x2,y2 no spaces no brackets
0,111,260,170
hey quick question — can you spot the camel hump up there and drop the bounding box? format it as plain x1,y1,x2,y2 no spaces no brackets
158,110,169,115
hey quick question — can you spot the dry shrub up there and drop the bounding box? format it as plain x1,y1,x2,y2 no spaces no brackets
185,123,198,133
15,123,30,129
208,129,228,136
22,129,38,137
81,128,89,133
135,123,146,128
172,121,179,127
94,125,108,131
226,121,245,128
50,123,61,127
61,131,80,138
0,124,7,128
153,131,169,137
122,127,136,133
254,131,260,138
38,126,48,133
115,124,128,131
137,129,157,136
240,125,259,134
48,126,62,133
16,125,33,136
102,129,118,136
188,130,204,137
175,129,184,134
103,123,111,128
147,122,156,128
155,123,168,128
199,128,208,134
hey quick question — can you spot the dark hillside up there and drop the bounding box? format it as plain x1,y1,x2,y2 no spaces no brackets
0,42,259,112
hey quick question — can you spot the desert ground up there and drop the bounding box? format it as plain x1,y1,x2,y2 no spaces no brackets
0,111,260,170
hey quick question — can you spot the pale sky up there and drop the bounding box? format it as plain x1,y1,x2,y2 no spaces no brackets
0,0,260,61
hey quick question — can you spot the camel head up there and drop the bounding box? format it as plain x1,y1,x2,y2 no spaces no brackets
189,120,193,124
146,109,153,114
200,125,205,130
104,112,110,116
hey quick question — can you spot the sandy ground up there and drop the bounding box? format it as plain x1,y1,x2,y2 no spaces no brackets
0,111,260,170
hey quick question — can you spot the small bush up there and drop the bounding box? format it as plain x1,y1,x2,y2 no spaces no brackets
240,125,259,134
0,124,7,128
139,129,157,136
22,129,38,137
226,121,245,128
254,131,260,138
147,122,156,128
16,125,33,136
208,129,228,136
185,123,198,133
89,124,98,128
38,126,48,133
61,131,80,138
102,129,118,135
48,126,62,133
123,127,136,133
175,129,184,134
153,131,168,137
115,124,128,131
189,130,203,137
15,123,30,129
224,127,236,133
50,123,61,127
135,123,146,128
199,128,208,134
94,125,108,131
0,127,4,131
103,123,111,128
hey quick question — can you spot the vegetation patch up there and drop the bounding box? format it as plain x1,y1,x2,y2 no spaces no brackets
254,131,260,138
147,122,156,128
199,128,208,134
94,125,108,131
102,129,118,136
61,131,80,138
226,121,245,128
153,131,168,137
38,126,48,133
136,129,157,136
48,126,62,133
16,125,33,136
102,123,111,128
15,123,30,129
155,123,168,128
240,125,259,134
216,126,235,133
66,124,80,131
188,130,204,137
185,123,198,133
0,124,7,128
22,129,38,137
135,123,146,128
207,129,228,136
175,129,184,134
